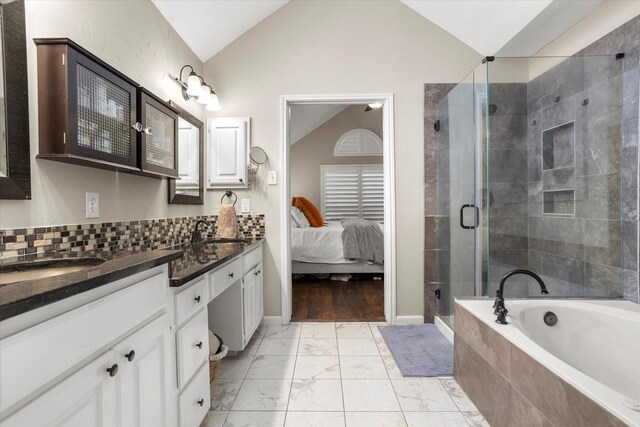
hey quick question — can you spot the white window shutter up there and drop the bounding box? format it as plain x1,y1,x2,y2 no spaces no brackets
334,129,382,156
361,166,384,221
321,165,383,220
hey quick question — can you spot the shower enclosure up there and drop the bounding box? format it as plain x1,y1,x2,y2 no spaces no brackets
435,54,632,329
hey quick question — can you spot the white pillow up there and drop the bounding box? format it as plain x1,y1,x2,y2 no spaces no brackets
290,206,310,228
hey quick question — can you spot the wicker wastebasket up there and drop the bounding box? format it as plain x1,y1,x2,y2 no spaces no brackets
209,331,228,383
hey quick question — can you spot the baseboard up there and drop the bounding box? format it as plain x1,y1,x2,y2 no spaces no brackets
435,315,454,344
394,315,424,325
261,316,283,326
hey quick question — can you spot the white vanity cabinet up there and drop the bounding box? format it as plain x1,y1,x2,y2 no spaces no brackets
208,243,264,351
170,276,210,427
0,266,174,427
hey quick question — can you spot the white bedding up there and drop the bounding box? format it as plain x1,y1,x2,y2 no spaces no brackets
291,220,383,264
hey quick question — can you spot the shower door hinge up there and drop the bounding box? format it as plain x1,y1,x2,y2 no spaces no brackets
616,53,625,60
434,120,440,132
434,289,441,300
482,56,495,63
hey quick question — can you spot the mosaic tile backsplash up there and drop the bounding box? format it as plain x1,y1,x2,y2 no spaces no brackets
0,214,266,260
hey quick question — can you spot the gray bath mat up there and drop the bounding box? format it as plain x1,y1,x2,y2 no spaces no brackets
378,324,453,377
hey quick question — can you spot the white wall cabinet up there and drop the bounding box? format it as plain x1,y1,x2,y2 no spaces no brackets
206,117,250,188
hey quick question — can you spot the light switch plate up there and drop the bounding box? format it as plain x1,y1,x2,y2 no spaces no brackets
86,192,99,219
268,170,277,185
241,199,251,213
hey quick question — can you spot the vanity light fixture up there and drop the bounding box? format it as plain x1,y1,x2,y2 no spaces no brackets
364,102,383,112
175,65,222,111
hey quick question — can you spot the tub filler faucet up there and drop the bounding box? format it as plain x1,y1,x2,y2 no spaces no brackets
494,269,549,324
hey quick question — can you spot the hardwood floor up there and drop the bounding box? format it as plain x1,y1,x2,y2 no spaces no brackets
291,275,385,322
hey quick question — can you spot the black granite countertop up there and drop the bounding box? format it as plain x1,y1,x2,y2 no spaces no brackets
0,238,264,321
168,238,263,287
0,248,182,321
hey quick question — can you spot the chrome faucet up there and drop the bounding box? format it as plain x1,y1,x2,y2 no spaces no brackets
494,269,549,324
191,219,211,243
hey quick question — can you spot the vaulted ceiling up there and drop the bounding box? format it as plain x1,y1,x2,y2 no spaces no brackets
152,0,606,63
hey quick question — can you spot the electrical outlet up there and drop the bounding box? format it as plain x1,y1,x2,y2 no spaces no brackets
241,199,251,213
268,170,277,185
86,192,99,219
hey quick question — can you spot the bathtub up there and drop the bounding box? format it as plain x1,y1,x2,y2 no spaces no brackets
455,299,640,426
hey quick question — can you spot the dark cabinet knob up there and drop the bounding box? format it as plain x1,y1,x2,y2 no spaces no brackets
254,271,259,276
125,350,136,362
107,364,119,377
196,341,203,349
197,398,204,407
239,178,244,183
194,295,201,303
229,272,234,278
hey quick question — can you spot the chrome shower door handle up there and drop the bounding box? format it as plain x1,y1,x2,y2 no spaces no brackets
460,204,479,229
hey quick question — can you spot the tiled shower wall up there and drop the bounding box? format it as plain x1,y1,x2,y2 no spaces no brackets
424,16,640,321
0,214,266,260
522,17,639,302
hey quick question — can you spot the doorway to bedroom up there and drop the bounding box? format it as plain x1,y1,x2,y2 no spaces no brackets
282,97,394,322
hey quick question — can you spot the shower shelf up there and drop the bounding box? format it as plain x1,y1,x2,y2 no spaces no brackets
543,189,575,216
542,121,575,171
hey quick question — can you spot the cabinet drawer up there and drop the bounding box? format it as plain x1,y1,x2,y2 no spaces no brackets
174,278,208,326
176,309,209,388
0,272,167,414
209,258,242,299
178,362,210,427
243,245,262,274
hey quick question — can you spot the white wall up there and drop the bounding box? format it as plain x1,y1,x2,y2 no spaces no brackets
535,0,640,56
203,0,482,318
0,1,237,229
291,105,383,208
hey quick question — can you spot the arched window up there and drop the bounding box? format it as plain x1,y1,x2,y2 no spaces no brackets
334,129,382,156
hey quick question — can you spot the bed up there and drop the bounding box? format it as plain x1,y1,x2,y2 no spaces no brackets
291,220,384,274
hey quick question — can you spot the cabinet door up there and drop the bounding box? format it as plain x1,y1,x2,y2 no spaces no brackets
207,117,249,188
256,263,264,323
2,351,120,427
139,90,179,177
67,47,138,169
242,270,256,341
117,313,172,427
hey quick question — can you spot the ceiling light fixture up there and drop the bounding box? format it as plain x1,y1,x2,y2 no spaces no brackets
175,65,222,111
364,103,383,112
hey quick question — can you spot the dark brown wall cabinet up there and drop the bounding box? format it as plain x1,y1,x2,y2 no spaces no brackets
35,38,178,178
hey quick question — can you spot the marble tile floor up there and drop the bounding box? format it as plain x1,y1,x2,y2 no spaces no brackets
201,322,490,427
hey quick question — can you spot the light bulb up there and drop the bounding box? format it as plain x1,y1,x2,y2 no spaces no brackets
197,85,211,104
186,72,201,96
368,103,383,109
206,94,221,111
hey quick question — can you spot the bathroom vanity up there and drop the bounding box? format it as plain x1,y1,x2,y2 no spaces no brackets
0,239,264,427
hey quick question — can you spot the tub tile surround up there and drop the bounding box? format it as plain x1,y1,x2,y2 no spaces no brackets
423,16,640,321
0,214,265,260
453,302,627,427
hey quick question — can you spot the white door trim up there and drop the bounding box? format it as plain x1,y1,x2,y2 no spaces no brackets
280,93,397,325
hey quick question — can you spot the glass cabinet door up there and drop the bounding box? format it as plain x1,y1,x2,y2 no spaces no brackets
139,90,178,178
68,49,138,170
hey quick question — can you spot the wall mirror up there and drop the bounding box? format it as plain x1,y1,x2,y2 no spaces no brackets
168,101,204,205
250,146,267,165
0,0,31,199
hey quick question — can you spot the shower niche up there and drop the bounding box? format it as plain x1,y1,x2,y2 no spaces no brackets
541,121,575,216
542,121,575,170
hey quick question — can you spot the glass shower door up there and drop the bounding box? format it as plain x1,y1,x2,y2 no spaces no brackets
435,71,485,328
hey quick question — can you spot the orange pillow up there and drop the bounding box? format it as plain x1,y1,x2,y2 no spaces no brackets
292,197,324,227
